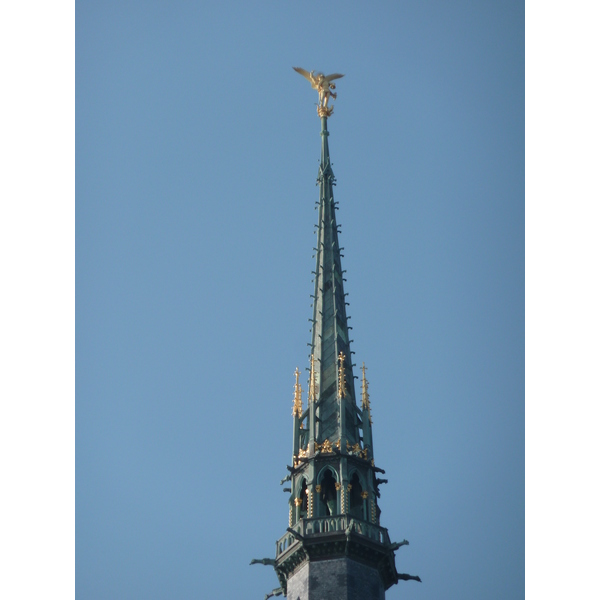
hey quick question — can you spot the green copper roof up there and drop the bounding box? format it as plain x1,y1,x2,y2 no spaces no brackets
309,116,360,449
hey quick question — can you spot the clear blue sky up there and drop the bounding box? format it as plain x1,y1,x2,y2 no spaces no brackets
76,2,524,599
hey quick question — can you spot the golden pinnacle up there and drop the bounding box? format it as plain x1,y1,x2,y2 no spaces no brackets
292,367,303,418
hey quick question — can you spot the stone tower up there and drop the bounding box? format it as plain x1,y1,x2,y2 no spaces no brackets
252,71,420,600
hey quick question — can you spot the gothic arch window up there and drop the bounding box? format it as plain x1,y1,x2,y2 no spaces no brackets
348,471,365,519
317,468,338,517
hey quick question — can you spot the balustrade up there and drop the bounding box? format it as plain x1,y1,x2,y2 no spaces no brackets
275,515,391,557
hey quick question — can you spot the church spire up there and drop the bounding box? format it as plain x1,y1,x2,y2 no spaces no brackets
307,115,360,456
251,70,421,600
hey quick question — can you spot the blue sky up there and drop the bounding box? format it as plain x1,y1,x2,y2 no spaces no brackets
8,2,600,600
74,2,524,599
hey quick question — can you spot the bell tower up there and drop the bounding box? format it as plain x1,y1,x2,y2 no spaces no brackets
252,69,421,600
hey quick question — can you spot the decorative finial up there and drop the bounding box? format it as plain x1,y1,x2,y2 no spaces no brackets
293,67,345,117
361,362,372,424
292,367,303,418
338,352,347,399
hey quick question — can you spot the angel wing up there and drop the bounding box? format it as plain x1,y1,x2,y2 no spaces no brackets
324,73,345,82
293,67,318,89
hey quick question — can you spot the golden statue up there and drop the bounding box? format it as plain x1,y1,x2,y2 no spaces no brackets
293,67,345,116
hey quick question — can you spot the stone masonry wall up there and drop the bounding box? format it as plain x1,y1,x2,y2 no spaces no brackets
286,558,384,600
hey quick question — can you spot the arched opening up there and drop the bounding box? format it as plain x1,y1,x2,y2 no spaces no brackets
299,479,308,520
348,472,365,519
292,478,308,524
318,468,338,516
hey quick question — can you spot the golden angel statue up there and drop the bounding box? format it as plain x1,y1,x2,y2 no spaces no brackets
293,67,345,116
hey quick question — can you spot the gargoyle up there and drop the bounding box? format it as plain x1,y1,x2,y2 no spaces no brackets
250,558,276,567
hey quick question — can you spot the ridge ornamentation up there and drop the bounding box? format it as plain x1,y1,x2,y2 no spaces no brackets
338,352,347,399
315,439,334,454
308,354,316,403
